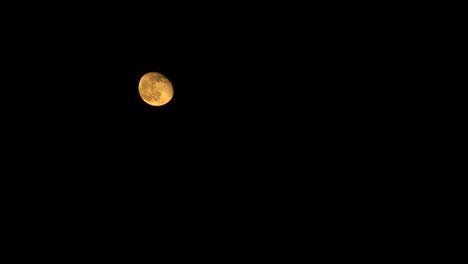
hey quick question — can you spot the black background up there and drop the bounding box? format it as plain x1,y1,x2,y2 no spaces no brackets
2,4,462,261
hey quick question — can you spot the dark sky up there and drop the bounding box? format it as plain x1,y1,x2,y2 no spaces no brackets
3,6,448,258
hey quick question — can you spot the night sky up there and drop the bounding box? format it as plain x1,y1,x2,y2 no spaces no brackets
4,5,456,261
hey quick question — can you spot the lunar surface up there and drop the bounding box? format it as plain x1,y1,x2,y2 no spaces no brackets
138,72,174,106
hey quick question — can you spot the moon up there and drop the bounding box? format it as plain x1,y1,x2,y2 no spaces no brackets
138,72,174,106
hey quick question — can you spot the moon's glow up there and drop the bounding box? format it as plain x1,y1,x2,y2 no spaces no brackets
138,72,174,106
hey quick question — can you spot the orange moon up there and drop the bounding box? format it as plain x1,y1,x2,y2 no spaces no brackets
138,72,174,106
